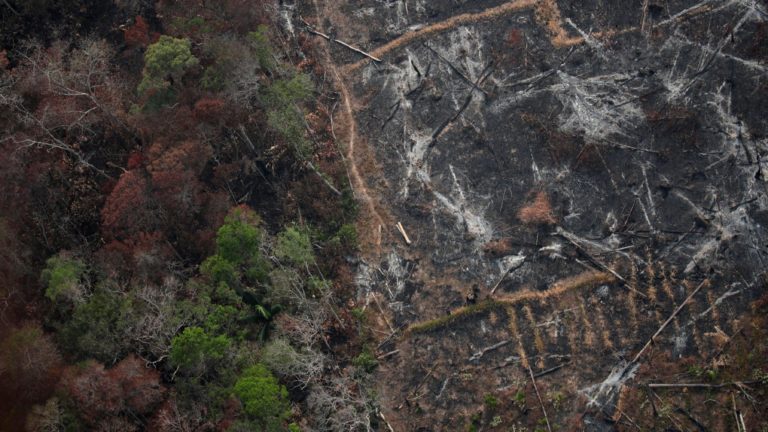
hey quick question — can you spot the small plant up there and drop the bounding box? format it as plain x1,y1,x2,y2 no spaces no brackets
490,415,503,427
753,368,768,385
466,412,482,432
550,391,566,410
484,393,499,410
514,390,526,409
350,307,366,322
352,346,378,373
687,364,719,381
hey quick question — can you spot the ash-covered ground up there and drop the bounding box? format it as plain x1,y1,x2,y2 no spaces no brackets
295,0,768,430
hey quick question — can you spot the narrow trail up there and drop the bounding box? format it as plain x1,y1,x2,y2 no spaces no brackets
310,0,388,257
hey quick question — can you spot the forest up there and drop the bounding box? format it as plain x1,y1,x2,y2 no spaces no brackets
0,1,374,430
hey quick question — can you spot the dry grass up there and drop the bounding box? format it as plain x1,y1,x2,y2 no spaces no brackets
517,191,557,225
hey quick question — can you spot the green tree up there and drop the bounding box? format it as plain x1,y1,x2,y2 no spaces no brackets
41,253,86,304
215,213,261,265
170,326,231,374
233,364,291,431
138,35,198,94
201,206,271,287
274,226,314,268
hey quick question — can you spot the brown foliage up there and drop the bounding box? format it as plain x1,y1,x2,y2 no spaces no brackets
517,191,556,225
123,16,150,48
63,355,165,425
101,170,154,239
147,138,210,178
97,232,172,281
482,238,515,257
193,97,225,124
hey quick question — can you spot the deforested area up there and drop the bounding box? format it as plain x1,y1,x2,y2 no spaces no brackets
1,0,767,431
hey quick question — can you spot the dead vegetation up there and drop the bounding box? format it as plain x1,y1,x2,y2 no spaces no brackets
517,190,557,225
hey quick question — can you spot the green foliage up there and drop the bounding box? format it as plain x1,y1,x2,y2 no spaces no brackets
248,25,276,72
41,254,85,303
138,35,198,94
267,107,311,158
466,412,482,432
170,326,231,373
484,393,499,410
490,415,502,427
352,346,378,373
202,64,226,91
687,364,719,381
205,305,245,335
514,390,526,409
202,207,271,288
334,223,358,248
306,276,329,298
58,289,132,362
274,226,314,268
407,300,504,335
288,423,301,432
201,254,238,286
216,213,261,265
550,391,566,410
261,74,314,158
351,307,366,322
233,364,291,430
262,74,313,108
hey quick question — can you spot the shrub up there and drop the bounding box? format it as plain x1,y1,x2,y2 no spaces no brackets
352,346,377,373
484,393,498,410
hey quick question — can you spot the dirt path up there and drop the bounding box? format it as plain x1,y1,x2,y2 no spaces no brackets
310,0,388,257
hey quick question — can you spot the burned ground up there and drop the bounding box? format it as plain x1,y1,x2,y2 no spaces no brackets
293,0,768,430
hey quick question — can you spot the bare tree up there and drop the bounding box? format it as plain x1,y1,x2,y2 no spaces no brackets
260,338,326,389
25,397,66,432
128,277,190,363
4,39,129,179
307,375,375,432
